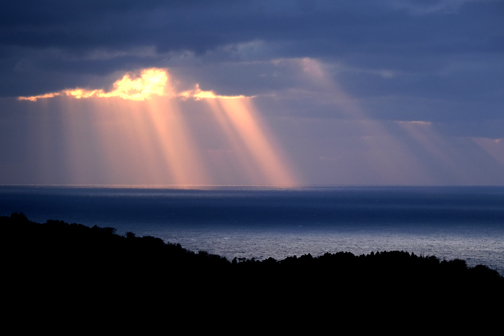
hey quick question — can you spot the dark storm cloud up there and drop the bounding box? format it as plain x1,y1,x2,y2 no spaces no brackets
1,0,503,125
3,1,501,61
1,0,250,53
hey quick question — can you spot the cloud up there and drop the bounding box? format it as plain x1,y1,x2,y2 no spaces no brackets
179,84,251,100
3,1,501,63
17,67,253,102
386,0,477,15
18,68,171,101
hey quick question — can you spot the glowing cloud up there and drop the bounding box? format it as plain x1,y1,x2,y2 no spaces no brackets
179,84,251,100
18,68,170,101
18,69,251,102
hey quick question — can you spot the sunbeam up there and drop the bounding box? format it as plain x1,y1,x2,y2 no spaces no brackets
17,68,298,187
472,137,504,167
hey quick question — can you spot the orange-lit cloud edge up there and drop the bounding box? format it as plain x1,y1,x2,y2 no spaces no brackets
18,68,250,102
18,68,299,188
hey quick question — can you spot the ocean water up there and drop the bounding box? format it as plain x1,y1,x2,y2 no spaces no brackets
1,185,503,275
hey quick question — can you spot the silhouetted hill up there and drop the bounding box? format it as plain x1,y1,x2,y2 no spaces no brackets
2,213,503,331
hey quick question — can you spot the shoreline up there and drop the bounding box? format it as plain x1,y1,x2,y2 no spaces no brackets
3,212,502,279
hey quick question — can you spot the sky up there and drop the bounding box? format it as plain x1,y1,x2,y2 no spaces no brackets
1,0,503,187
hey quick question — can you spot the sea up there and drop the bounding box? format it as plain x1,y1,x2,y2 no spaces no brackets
1,185,503,275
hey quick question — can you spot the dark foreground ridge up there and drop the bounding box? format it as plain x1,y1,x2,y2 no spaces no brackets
2,212,503,331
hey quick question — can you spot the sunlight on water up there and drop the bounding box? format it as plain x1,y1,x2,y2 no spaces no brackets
142,224,504,275
1,186,503,274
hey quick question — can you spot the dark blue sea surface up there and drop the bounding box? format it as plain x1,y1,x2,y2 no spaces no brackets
1,186,503,274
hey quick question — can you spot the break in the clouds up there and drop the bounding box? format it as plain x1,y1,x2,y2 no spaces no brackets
18,68,252,102
1,1,503,186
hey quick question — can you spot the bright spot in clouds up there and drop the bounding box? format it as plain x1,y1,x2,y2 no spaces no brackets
18,68,252,102
179,84,251,100
19,68,170,101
